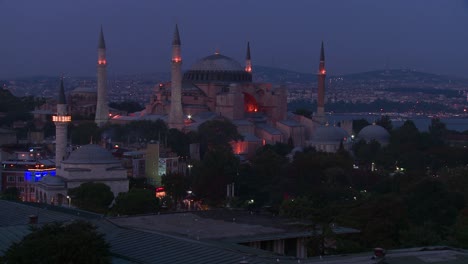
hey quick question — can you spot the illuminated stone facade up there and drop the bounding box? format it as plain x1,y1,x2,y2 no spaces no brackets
147,57,287,124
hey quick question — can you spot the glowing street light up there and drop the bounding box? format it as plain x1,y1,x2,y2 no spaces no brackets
187,164,193,176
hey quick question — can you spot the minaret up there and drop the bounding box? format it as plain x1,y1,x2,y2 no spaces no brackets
245,42,252,73
316,41,326,124
168,24,184,130
53,77,71,167
95,26,109,127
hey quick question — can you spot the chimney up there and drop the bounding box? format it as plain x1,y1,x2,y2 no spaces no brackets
28,214,38,225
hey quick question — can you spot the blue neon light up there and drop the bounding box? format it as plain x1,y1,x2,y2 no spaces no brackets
23,169,57,182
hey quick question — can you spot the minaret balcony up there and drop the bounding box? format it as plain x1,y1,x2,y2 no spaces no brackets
52,115,71,122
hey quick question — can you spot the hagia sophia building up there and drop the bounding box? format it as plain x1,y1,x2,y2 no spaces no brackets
19,25,394,203
109,25,354,157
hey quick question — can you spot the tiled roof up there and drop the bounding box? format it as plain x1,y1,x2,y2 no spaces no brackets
0,201,279,263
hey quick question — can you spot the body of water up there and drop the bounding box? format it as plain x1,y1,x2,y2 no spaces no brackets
327,113,468,132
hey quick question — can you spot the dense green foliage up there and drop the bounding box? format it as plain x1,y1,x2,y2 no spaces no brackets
109,101,144,113
71,122,102,145
162,172,190,203
191,145,240,205
68,182,114,213
103,120,191,156
273,119,468,254
112,188,159,215
0,89,43,126
289,98,453,114
2,221,110,264
104,120,167,143
0,187,20,201
195,118,243,157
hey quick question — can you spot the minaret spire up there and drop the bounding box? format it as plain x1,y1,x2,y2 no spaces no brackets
320,41,325,63
53,77,71,167
98,25,106,49
245,41,252,74
316,41,326,124
58,76,66,104
172,24,181,46
95,26,109,127
168,24,184,130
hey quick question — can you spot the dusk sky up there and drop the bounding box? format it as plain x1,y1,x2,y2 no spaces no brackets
1,0,468,78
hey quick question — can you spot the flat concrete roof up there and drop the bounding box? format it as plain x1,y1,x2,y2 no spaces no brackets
109,213,283,240
109,209,359,242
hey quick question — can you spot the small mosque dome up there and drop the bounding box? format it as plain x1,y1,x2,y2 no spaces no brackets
291,146,303,154
64,144,119,164
313,126,349,143
357,124,390,145
184,53,252,82
40,176,65,186
287,146,304,161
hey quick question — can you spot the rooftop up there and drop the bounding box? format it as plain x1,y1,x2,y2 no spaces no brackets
0,201,280,263
303,247,468,264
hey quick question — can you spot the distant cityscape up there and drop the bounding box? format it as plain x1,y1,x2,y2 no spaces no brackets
4,67,467,117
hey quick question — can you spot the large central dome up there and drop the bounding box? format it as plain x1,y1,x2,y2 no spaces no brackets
190,54,244,72
184,53,252,83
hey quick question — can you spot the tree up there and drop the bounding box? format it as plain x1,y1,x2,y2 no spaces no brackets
191,145,240,204
197,118,243,153
406,179,465,228
113,188,159,215
376,115,393,131
108,101,144,113
71,122,102,145
126,120,167,143
428,118,447,146
0,90,38,126
454,208,468,248
399,222,442,247
167,128,191,156
250,147,288,206
1,187,20,201
3,220,110,264
344,195,409,248
352,139,381,164
102,120,167,145
162,172,190,203
352,118,370,134
68,182,114,213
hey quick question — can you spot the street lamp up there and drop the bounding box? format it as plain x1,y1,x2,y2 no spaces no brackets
66,195,71,207
187,164,193,177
